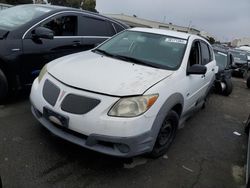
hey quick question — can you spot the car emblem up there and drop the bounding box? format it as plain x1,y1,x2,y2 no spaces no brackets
48,116,63,126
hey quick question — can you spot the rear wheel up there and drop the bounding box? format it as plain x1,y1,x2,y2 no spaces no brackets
149,110,179,158
222,79,233,96
0,69,8,103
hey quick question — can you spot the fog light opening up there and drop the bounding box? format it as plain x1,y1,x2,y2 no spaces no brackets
116,143,130,153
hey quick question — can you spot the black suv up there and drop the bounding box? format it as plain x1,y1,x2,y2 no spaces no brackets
0,4,128,101
213,46,233,96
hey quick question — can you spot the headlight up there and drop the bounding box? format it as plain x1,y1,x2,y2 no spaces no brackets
108,94,158,117
38,64,47,83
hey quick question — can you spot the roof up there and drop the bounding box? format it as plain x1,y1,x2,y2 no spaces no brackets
129,27,192,39
8,4,128,28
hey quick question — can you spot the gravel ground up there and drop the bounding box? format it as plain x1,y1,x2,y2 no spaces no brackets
0,78,250,188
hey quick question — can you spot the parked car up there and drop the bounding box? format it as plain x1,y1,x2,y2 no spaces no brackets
30,28,218,158
0,4,128,102
213,46,233,96
0,3,12,10
236,46,250,69
229,49,248,77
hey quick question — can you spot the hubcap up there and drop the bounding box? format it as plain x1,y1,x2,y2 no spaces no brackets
158,121,173,146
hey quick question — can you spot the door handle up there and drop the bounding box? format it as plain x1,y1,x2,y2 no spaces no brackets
212,68,215,71
72,41,81,47
201,75,205,78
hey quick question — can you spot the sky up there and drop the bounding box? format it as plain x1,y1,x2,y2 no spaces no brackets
96,0,250,42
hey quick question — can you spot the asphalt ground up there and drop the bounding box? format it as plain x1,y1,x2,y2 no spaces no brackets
0,78,250,188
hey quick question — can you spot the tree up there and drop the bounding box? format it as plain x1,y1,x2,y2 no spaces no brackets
4,0,32,4
48,0,80,8
208,37,215,44
48,0,97,12
81,0,97,12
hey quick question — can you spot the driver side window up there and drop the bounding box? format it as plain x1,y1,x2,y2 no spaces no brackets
188,41,200,67
41,15,78,36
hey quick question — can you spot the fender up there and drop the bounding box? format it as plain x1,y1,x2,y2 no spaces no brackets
148,93,184,150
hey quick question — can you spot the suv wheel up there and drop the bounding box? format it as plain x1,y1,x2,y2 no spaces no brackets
0,69,8,103
149,110,179,158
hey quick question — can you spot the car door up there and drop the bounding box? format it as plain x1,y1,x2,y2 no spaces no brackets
183,40,208,112
21,12,83,85
199,41,216,94
78,15,116,50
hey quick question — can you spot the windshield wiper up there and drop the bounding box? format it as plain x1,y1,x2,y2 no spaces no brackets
92,49,114,57
93,50,162,69
112,54,159,68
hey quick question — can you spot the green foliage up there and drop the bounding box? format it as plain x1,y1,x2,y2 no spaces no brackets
48,0,97,12
81,0,96,12
209,37,215,44
48,0,79,8
3,0,32,5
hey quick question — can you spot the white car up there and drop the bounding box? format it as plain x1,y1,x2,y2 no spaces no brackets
30,28,217,158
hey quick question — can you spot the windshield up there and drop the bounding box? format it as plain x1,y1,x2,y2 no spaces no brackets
214,50,228,70
230,50,247,63
96,30,187,70
0,5,53,31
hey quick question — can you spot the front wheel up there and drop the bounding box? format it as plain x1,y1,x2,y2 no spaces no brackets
149,110,179,158
0,69,8,103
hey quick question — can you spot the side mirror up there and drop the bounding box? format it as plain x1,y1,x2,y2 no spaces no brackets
32,27,54,40
187,64,207,75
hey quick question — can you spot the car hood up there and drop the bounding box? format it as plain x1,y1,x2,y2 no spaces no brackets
48,51,173,96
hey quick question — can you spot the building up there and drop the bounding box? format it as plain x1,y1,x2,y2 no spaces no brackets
231,38,250,47
104,14,216,41
105,14,200,35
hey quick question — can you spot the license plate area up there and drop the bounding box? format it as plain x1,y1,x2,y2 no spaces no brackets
43,107,69,128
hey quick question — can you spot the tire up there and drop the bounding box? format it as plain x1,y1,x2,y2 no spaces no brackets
245,115,250,135
0,69,8,103
149,110,179,158
243,70,248,79
247,76,250,89
221,79,233,96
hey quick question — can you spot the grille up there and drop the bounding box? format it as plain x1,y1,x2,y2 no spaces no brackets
42,79,60,106
61,94,100,114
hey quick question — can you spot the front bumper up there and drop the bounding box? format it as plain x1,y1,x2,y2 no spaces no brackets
30,75,157,157
31,105,154,157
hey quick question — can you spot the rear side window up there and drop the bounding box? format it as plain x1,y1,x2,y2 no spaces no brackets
200,42,210,65
80,16,115,36
113,23,125,33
